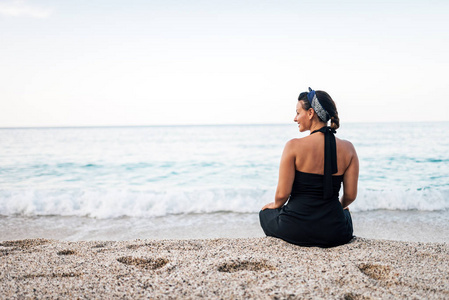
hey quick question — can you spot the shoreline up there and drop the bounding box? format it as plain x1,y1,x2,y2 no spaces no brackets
1,237,448,298
1,210,449,243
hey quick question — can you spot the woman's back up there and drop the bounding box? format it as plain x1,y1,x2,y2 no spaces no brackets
292,133,356,176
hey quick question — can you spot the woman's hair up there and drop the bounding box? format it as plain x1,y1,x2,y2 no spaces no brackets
298,90,340,130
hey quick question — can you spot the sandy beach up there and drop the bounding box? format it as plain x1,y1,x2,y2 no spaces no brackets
1,237,448,299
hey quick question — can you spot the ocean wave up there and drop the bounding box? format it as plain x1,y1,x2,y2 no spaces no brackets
0,187,448,218
0,188,272,218
352,188,449,212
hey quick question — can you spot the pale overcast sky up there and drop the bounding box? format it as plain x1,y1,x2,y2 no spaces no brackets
1,0,448,127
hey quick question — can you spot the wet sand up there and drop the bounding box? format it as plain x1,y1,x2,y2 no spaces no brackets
1,237,448,299
2,210,449,243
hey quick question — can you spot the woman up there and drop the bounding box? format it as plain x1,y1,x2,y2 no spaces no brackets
259,88,359,247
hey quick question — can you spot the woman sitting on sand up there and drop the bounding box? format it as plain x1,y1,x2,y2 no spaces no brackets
259,88,359,247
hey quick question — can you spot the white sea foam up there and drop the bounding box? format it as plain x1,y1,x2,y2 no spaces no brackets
0,188,271,218
1,187,448,219
351,188,449,212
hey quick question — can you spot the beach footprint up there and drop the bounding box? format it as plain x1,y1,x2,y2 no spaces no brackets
92,243,108,248
117,256,169,270
0,239,50,256
343,292,371,300
217,259,275,273
126,240,203,251
23,272,81,279
0,238,49,249
357,263,396,281
57,249,77,256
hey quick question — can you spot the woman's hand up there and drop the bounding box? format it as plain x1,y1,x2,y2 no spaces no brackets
262,202,277,210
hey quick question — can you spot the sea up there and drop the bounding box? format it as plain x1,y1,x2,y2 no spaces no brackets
1,122,448,243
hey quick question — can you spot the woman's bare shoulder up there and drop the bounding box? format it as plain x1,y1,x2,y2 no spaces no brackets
284,138,300,150
283,136,316,156
336,137,356,154
285,136,312,147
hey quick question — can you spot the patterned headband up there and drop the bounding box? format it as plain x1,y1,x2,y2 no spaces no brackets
307,87,330,122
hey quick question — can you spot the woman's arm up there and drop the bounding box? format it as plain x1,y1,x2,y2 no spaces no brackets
262,140,296,210
340,142,359,209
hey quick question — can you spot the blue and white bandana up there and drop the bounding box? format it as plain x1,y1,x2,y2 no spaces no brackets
307,87,330,122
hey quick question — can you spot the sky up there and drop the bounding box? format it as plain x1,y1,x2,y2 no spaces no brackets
1,0,448,127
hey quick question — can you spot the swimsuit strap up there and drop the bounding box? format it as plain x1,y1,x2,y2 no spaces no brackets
310,126,338,199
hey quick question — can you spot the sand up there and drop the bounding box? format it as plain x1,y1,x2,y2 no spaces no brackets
1,237,448,299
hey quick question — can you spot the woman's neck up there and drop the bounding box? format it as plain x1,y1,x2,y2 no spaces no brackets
309,122,327,133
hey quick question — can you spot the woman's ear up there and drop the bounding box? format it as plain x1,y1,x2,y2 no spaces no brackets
307,108,315,120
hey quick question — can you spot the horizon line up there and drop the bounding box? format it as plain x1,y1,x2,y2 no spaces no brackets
1,120,448,130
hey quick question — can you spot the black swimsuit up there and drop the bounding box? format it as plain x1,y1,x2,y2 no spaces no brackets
259,127,353,247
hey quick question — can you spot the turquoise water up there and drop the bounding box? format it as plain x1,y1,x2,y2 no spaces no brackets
0,122,448,241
